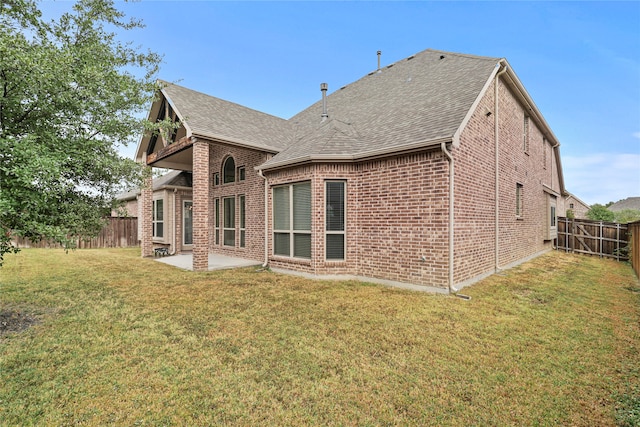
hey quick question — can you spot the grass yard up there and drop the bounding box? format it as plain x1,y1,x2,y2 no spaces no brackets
1,248,638,426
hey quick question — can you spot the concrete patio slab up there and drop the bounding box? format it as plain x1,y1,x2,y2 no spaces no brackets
155,253,261,271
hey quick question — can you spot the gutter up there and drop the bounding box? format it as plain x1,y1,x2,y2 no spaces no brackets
440,142,456,294
257,137,451,172
495,61,508,271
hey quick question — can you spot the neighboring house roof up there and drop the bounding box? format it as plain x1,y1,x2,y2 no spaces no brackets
265,49,500,169
116,170,193,201
159,81,293,152
608,197,640,212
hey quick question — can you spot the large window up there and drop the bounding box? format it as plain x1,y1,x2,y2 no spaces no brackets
153,199,164,238
325,181,345,260
273,182,311,258
239,195,246,248
223,157,235,183
223,197,235,246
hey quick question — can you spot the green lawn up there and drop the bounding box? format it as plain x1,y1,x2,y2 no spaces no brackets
1,248,638,426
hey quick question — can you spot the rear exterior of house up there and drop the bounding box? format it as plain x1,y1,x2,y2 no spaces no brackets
136,49,567,292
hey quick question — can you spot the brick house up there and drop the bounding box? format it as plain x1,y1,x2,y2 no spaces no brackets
564,193,590,219
135,49,568,293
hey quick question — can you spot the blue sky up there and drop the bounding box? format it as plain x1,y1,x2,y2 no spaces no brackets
42,1,640,205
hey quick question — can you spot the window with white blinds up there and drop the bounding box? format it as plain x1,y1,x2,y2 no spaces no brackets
325,181,345,260
273,182,311,258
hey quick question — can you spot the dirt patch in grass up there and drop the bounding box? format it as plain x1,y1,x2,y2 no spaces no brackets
0,308,39,336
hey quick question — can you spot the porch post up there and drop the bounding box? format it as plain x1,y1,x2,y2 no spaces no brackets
192,139,211,271
140,166,154,257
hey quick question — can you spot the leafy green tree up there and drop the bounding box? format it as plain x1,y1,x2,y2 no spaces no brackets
0,0,162,265
586,204,615,222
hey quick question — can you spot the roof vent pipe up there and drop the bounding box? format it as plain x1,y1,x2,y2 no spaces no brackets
320,82,328,120
377,50,382,72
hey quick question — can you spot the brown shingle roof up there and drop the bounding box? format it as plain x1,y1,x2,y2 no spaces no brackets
160,81,293,152
154,49,502,168
260,49,500,169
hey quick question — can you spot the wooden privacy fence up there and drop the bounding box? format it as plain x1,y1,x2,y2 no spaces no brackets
629,220,640,278
556,217,629,261
12,217,139,249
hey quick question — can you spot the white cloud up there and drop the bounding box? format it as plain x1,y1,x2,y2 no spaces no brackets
563,153,640,205
633,132,640,140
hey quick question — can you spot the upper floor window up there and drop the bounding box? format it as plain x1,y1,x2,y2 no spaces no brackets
223,157,235,183
238,166,246,181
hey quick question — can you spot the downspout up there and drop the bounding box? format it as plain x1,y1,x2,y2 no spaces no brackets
258,169,269,267
441,142,456,294
494,62,508,271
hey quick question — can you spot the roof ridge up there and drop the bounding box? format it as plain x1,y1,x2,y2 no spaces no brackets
421,48,502,62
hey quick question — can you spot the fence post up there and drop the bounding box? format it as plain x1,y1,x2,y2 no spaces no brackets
616,223,620,262
599,221,603,258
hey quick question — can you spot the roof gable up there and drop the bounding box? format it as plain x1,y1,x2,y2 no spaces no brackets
136,81,294,161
